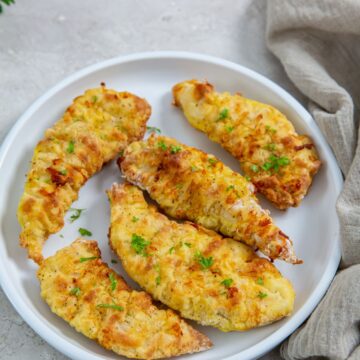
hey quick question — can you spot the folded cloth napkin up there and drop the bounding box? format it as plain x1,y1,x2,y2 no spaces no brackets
265,0,360,359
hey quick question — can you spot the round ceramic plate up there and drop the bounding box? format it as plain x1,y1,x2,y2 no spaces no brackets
0,52,342,360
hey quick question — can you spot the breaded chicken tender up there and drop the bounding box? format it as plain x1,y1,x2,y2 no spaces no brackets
18,85,151,263
120,135,300,264
107,184,295,331
172,80,321,210
37,238,211,359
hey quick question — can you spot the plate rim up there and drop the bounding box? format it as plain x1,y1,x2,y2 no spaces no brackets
0,51,343,360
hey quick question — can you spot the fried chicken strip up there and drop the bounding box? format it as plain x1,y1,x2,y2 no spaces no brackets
18,86,151,263
37,238,211,359
108,184,295,331
172,80,321,209
120,135,301,264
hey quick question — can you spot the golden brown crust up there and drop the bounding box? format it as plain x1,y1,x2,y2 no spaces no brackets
172,80,321,210
17,86,151,264
107,184,295,331
37,239,211,359
120,135,301,264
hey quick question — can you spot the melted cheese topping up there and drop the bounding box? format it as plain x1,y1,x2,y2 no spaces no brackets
172,80,321,210
17,86,151,263
108,184,295,331
38,239,211,359
120,135,300,263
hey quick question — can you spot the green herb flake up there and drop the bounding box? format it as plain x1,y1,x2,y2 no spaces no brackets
265,125,277,134
59,234,64,239
111,259,118,264
69,208,85,223
170,145,182,154
245,175,251,181
257,291,268,299
157,141,168,151
146,126,161,134
118,149,124,157
261,155,290,172
169,246,175,254
250,164,259,173
218,108,229,121
208,158,216,165
176,183,184,189
59,169,67,176
191,165,199,172
265,143,276,151
220,278,233,288
96,304,124,311
256,277,264,285
66,140,75,154
92,95,98,103
155,275,161,285
195,251,214,270
131,216,139,223
69,287,81,296
226,185,235,191
79,256,99,262
131,234,150,257
109,273,117,291
225,126,234,133
184,242,192,248
78,228,92,237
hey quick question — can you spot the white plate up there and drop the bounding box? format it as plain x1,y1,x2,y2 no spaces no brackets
0,52,342,360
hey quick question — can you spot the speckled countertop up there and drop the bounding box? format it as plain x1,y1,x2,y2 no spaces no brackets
0,1,304,359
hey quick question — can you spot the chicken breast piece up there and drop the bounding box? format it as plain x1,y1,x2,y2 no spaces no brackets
107,184,295,331
172,80,321,210
37,238,211,359
18,85,151,264
120,135,300,264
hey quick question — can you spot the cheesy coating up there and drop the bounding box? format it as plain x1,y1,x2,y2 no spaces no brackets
18,86,151,263
172,80,321,210
37,239,211,359
108,184,295,331
120,135,300,264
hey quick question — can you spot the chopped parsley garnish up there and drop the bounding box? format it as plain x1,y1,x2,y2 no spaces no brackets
176,183,183,189
226,185,235,191
258,291,268,299
265,143,276,151
96,304,124,311
250,164,259,173
184,242,192,248
111,259,118,264
66,140,75,154
256,277,264,285
109,273,117,291
69,208,85,223
79,256,98,262
155,275,161,285
221,278,233,288
131,234,150,257
191,165,199,172
59,234,64,238
208,158,216,165
157,141,167,150
169,246,175,254
118,149,124,157
218,108,229,121
265,125,277,133
131,216,139,223
195,251,214,269
245,175,251,181
69,287,81,296
92,95,98,103
261,155,290,172
225,126,234,133
78,228,92,237
170,145,182,154
146,126,161,134
59,169,67,176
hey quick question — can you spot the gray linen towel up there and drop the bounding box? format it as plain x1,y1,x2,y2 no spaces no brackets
266,0,360,359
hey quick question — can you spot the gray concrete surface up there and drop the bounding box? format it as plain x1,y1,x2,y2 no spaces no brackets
0,0,304,359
